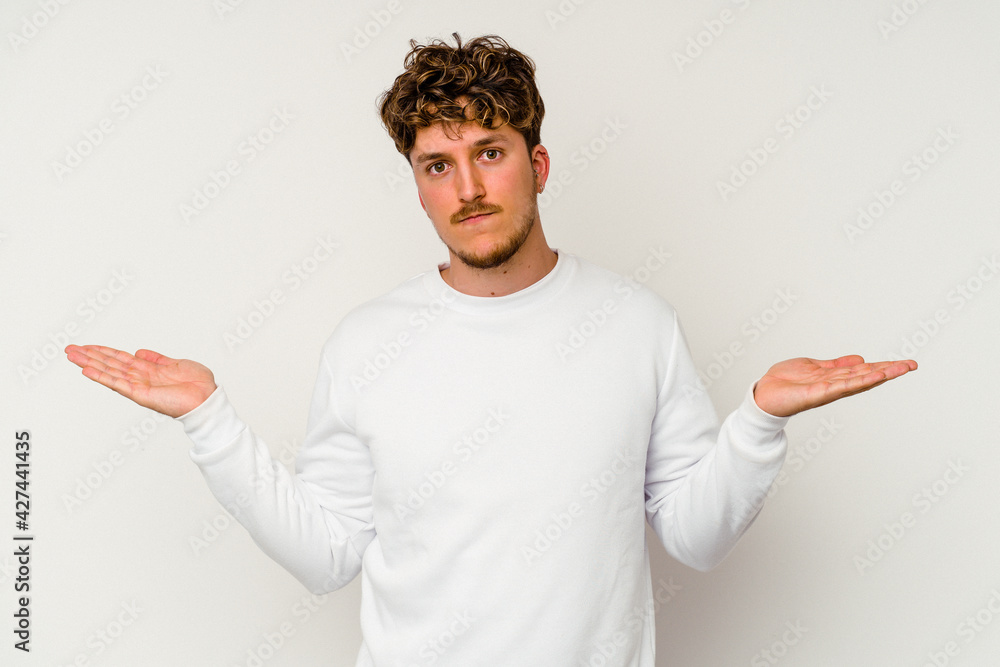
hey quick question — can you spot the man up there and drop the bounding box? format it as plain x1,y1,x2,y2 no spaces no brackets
65,34,916,665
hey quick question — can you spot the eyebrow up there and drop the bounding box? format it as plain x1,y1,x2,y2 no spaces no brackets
412,133,511,167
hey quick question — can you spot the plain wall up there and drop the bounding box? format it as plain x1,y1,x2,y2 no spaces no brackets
3,0,999,664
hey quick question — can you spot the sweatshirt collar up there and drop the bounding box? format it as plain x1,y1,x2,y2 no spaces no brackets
422,248,572,315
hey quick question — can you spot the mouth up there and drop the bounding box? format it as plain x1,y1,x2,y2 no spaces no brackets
459,212,494,224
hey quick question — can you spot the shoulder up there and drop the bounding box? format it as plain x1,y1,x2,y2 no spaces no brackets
318,269,432,363
568,251,678,324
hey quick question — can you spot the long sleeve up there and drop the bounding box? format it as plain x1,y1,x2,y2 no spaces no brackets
171,251,793,664
644,310,789,572
177,351,376,593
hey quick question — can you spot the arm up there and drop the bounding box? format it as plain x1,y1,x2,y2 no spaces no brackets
643,314,917,572
65,344,375,593
180,355,374,593
643,314,789,571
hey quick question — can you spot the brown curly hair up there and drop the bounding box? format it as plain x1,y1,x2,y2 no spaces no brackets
378,33,545,162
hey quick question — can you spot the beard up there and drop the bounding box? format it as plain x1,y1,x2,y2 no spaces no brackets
444,201,537,271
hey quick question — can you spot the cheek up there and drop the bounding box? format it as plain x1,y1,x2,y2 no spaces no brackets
415,185,437,210
424,192,448,213
507,167,534,192
418,188,454,223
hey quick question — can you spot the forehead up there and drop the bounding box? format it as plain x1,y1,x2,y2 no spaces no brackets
411,121,525,164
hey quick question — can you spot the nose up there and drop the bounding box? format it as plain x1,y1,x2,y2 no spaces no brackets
455,163,485,203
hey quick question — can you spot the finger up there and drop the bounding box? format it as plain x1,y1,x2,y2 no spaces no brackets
832,354,865,368
80,363,138,399
862,360,915,380
90,344,143,365
819,364,875,383
835,363,913,396
837,363,874,377
848,370,888,391
850,358,917,373
65,344,111,363
820,369,858,383
850,374,898,396
74,351,133,383
812,355,865,369
65,345,91,369
886,359,918,372
830,359,913,380
135,349,173,366
68,343,127,357
840,362,901,380
66,345,117,371
86,345,163,378
71,345,140,377
882,360,917,379
67,344,126,367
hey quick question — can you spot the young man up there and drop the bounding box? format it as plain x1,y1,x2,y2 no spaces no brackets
65,34,916,666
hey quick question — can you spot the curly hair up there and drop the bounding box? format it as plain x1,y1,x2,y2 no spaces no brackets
377,33,545,162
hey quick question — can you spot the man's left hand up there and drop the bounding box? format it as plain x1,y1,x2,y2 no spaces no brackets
753,355,917,418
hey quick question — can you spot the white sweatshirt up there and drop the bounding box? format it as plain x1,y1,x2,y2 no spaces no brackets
179,248,789,666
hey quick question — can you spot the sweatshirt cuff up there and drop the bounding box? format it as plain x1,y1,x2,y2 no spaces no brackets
727,381,790,463
174,385,247,456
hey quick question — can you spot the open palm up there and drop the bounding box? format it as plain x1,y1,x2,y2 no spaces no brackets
753,355,917,418
65,344,217,418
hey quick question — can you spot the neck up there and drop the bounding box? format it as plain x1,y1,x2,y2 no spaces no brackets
440,232,558,298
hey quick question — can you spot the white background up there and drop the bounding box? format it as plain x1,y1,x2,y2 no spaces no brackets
3,0,999,665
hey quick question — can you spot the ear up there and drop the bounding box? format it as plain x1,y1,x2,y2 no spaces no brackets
530,144,551,194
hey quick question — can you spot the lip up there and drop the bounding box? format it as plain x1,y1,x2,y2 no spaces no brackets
460,212,494,224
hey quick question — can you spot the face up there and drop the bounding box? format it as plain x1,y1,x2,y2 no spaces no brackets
410,118,548,271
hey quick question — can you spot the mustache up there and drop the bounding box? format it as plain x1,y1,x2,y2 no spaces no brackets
451,202,502,224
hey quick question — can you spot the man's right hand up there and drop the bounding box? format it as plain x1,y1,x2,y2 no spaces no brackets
65,345,217,418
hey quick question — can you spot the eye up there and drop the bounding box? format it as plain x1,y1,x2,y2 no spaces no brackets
482,149,500,160
428,162,448,175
